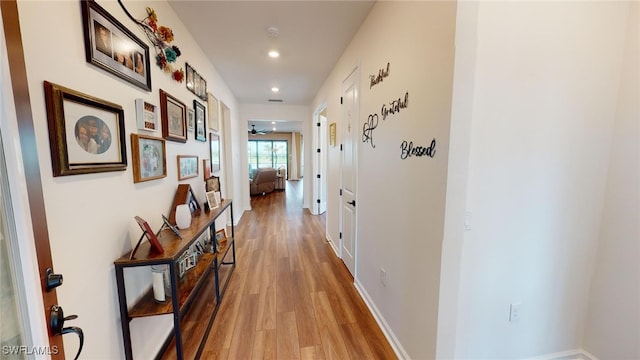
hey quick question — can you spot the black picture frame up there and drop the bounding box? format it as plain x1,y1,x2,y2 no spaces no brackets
44,81,127,177
81,0,152,91
194,100,207,142
186,63,207,101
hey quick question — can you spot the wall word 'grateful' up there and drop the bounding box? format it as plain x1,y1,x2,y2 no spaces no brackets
400,138,436,160
381,92,409,120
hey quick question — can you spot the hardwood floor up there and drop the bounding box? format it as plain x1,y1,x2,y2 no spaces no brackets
200,180,397,359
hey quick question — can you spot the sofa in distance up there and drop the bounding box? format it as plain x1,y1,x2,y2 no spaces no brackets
250,167,277,195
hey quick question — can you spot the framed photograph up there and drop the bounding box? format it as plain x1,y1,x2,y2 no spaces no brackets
135,99,158,132
329,122,337,146
132,216,164,258
131,134,166,183
207,92,219,131
160,89,187,143
186,64,195,92
205,176,220,193
81,1,151,91
214,228,227,252
194,100,207,142
187,108,195,137
209,132,221,172
206,190,219,210
186,63,208,101
177,155,199,180
44,81,126,177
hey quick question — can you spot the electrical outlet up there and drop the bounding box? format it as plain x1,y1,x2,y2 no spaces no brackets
380,268,387,287
509,302,521,322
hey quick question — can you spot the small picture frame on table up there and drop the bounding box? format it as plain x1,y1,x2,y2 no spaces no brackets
131,216,164,259
215,229,227,252
206,190,219,211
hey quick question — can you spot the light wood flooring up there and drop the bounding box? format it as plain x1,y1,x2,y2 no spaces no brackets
200,180,397,359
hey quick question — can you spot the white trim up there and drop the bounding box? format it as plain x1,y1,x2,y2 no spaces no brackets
354,280,409,360
1,18,50,357
524,349,599,360
325,233,340,257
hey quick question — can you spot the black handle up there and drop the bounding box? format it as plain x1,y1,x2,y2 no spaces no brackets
347,200,356,207
45,268,63,292
50,305,83,360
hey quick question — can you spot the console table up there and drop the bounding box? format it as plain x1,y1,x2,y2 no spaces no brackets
114,199,236,360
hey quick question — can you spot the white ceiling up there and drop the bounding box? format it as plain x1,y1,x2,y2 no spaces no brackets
168,0,375,110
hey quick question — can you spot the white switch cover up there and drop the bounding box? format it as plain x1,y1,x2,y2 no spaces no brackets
509,302,522,322
464,211,472,231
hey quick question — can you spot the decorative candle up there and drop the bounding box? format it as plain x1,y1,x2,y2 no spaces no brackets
151,265,165,302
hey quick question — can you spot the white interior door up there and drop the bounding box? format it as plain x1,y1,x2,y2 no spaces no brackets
340,68,358,277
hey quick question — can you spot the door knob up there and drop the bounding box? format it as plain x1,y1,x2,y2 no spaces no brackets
347,200,356,207
50,305,84,360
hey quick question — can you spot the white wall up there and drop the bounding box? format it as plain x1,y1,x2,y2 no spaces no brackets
453,2,633,358
583,3,640,359
311,2,457,358
17,1,238,358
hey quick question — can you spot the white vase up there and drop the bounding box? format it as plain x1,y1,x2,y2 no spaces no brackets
175,204,191,229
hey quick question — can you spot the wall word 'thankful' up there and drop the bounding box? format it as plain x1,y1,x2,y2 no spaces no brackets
381,92,409,120
369,62,390,89
400,138,436,160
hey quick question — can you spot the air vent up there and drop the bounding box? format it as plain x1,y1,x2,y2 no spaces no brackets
268,99,283,102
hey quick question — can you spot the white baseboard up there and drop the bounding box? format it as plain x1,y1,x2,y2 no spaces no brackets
325,233,340,257
524,349,599,360
354,280,410,360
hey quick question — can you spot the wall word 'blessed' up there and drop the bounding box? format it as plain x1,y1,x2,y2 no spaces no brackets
362,114,379,149
369,62,390,89
400,138,436,160
381,92,409,120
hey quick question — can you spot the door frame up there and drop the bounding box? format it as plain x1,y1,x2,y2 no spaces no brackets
1,1,64,356
312,102,328,215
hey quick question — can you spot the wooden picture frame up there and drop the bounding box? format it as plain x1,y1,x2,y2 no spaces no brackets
132,216,164,258
209,132,221,172
135,98,158,132
205,190,219,210
203,159,211,179
160,89,187,143
81,1,151,91
205,176,220,193
194,100,207,142
207,92,219,131
329,122,337,147
214,228,227,252
131,134,166,183
43,81,127,177
177,155,199,180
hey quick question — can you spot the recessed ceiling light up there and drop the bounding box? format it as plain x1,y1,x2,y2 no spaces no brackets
271,87,279,93
273,127,277,131
268,50,280,58
271,121,276,125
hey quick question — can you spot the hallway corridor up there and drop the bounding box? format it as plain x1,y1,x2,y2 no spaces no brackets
201,181,397,359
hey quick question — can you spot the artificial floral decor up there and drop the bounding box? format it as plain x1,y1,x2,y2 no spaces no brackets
119,2,184,82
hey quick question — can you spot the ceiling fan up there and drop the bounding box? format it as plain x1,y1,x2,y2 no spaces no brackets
249,124,267,135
